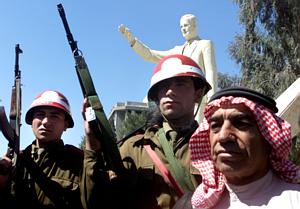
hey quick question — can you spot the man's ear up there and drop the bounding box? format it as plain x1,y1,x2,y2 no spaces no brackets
64,120,69,131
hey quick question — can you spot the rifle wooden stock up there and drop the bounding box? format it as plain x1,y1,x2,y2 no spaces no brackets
9,88,17,129
9,83,21,162
0,106,15,145
57,4,124,175
0,44,22,167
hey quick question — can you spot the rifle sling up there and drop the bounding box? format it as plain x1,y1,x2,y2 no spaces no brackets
20,155,72,208
75,56,123,174
157,128,194,192
144,145,184,197
57,4,123,175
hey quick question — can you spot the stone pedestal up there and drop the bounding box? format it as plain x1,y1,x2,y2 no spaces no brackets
276,78,300,137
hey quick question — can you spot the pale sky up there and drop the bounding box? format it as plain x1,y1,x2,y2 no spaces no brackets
0,0,241,155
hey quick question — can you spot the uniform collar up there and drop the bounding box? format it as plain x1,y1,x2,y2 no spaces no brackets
30,139,64,155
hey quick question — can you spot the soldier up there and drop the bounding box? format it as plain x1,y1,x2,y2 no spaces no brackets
0,90,108,209
83,54,211,209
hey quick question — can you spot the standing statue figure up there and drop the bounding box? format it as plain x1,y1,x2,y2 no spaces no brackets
119,14,218,122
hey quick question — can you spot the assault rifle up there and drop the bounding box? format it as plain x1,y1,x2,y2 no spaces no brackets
57,4,124,175
0,44,23,168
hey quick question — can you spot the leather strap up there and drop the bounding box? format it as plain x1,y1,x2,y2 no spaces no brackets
75,55,124,175
157,128,194,192
144,145,184,197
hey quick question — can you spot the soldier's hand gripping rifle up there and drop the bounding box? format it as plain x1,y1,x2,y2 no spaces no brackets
57,4,124,175
0,44,23,170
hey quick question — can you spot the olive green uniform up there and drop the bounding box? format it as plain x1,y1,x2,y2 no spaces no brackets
5,139,108,209
119,121,201,209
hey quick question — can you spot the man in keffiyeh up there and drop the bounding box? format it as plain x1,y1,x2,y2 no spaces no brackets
188,86,300,209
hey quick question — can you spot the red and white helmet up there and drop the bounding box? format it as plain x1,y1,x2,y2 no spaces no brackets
25,90,74,128
147,54,211,101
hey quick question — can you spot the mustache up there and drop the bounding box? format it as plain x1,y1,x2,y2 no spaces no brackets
215,142,242,154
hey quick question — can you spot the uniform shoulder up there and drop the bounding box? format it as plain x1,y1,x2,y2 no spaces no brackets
64,144,84,158
119,126,160,147
117,126,146,147
118,132,145,147
61,144,84,169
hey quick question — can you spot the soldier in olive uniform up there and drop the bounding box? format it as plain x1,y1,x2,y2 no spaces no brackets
0,90,108,209
83,54,211,209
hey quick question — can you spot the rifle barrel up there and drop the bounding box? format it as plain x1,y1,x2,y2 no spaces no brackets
57,4,124,175
15,44,23,78
57,4,79,56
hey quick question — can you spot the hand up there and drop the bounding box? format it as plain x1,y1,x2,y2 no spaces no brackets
0,156,12,190
82,98,101,151
0,156,12,175
118,24,126,34
118,24,136,46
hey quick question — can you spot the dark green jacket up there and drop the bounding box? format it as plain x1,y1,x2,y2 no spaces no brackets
119,122,201,209
5,139,108,209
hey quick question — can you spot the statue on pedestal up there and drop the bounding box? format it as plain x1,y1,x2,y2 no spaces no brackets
119,14,218,122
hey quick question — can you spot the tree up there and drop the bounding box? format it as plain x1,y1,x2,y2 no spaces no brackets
289,133,300,165
116,111,147,140
79,136,85,149
217,72,241,89
229,0,300,163
229,0,300,98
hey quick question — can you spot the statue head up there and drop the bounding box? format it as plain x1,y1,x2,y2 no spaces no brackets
180,14,198,41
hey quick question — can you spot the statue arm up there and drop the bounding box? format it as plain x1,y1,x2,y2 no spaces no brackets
119,24,172,64
202,40,218,99
133,40,174,63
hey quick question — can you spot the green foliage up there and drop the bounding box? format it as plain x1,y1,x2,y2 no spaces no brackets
289,133,300,165
289,134,300,165
79,136,85,149
217,72,241,89
116,111,147,140
230,0,300,98
230,0,300,163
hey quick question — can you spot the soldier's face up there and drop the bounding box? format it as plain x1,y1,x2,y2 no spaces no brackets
157,77,202,123
31,107,68,147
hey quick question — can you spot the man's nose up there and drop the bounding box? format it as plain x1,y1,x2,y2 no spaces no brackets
218,122,236,143
165,84,176,96
41,116,50,124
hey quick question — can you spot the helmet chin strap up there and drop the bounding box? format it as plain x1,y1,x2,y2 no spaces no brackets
160,111,168,123
193,87,205,119
193,102,201,119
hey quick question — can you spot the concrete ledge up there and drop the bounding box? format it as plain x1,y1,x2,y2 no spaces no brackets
276,78,300,137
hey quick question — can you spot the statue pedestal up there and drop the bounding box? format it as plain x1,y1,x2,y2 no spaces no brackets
276,78,300,137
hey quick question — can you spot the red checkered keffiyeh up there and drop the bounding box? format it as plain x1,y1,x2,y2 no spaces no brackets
190,96,300,209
